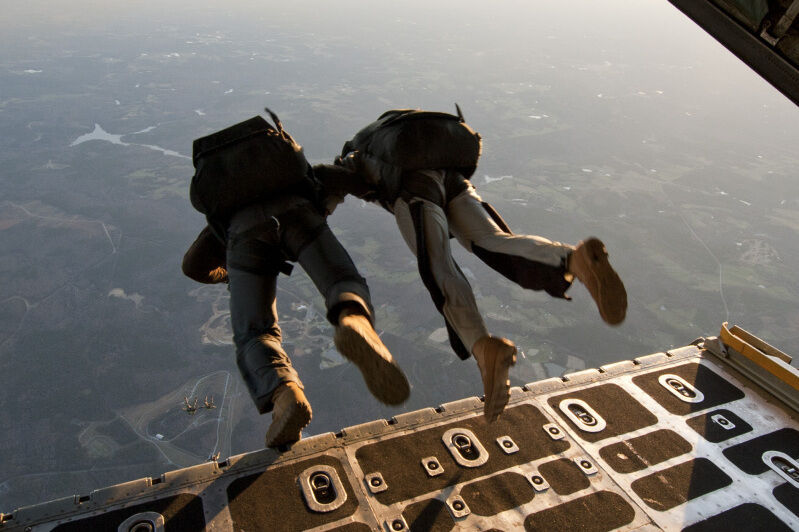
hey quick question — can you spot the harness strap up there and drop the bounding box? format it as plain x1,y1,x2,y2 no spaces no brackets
455,103,465,122
444,170,470,203
480,201,513,234
401,171,445,206
400,169,472,208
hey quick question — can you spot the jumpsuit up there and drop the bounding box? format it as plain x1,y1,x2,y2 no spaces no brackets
322,158,575,359
184,193,374,414
393,169,574,356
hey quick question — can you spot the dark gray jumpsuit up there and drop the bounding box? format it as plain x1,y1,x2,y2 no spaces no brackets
185,190,373,414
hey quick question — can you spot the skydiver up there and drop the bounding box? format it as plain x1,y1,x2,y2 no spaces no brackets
183,396,199,414
182,110,409,448
320,107,627,422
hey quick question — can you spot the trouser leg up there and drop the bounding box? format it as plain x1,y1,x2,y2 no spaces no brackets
394,196,488,354
447,185,574,298
227,267,302,414
297,222,410,406
287,222,374,327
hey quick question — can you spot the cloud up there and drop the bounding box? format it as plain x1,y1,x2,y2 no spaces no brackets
108,288,144,308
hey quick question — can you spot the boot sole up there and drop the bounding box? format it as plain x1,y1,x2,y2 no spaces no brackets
480,341,517,423
334,318,410,405
575,238,627,325
265,401,312,448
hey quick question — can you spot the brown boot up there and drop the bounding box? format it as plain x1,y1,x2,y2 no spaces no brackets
473,335,517,422
334,309,410,405
265,382,312,448
569,238,627,326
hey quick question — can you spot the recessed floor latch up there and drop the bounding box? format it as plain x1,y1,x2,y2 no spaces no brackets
298,465,348,512
528,472,550,492
574,456,598,476
543,423,565,440
446,495,471,518
385,515,408,531
711,413,736,430
365,472,388,493
443,428,489,467
496,435,519,454
117,512,165,532
558,399,606,433
422,456,445,477
658,374,705,404
763,450,799,488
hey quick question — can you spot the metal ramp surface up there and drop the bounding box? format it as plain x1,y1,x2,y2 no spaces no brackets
1,324,797,531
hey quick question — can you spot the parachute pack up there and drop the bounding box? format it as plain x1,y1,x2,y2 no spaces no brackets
341,106,482,204
190,109,314,222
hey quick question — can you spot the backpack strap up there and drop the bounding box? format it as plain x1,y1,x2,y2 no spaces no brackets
263,107,284,133
264,107,301,146
455,102,465,122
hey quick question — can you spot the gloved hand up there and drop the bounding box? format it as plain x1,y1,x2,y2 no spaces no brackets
182,226,229,284
335,151,363,172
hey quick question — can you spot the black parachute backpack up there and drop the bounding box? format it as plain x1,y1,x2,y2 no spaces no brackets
340,105,482,204
190,108,316,223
